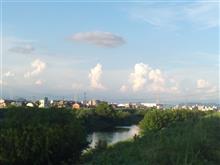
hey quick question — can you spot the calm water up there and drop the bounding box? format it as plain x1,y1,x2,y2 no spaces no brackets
87,125,140,148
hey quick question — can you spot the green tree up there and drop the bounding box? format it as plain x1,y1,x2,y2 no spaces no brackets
95,102,115,118
0,108,88,165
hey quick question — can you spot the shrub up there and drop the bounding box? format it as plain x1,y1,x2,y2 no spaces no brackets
95,103,115,118
139,110,206,134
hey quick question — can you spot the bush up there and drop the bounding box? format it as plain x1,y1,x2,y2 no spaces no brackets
139,110,206,134
95,103,115,118
0,108,88,165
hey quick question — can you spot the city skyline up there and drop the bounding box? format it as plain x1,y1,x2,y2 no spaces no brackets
1,1,219,103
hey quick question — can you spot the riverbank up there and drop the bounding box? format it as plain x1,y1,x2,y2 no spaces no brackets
82,112,220,165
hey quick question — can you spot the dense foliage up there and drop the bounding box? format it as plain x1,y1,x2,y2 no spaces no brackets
75,103,144,132
139,109,207,133
2,106,218,165
83,111,220,165
0,108,88,165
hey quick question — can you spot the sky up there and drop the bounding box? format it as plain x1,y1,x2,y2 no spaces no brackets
1,0,219,103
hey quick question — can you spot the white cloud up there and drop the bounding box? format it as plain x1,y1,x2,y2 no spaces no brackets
129,63,150,91
4,71,15,77
35,79,43,86
168,79,180,93
88,63,105,90
149,69,164,84
197,79,209,89
148,69,165,92
195,79,218,100
196,79,218,95
124,63,179,93
71,31,125,48
24,59,46,78
120,85,128,92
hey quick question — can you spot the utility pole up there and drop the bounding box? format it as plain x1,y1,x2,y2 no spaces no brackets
83,92,87,106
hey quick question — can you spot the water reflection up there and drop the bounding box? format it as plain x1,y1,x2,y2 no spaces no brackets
87,125,139,148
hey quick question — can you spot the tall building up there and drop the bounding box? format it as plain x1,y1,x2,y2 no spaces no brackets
87,99,101,107
39,97,50,108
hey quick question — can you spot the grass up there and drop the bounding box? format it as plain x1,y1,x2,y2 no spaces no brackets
81,112,220,165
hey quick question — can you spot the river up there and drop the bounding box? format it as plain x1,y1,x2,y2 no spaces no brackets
87,125,140,148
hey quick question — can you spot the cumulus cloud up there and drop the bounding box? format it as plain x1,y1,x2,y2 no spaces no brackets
89,63,105,90
197,79,209,89
195,79,218,101
148,69,165,92
24,59,46,78
129,63,150,91
8,44,35,54
35,79,43,86
196,79,218,94
71,31,125,48
122,63,178,93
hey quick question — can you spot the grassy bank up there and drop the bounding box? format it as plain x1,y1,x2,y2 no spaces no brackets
82,111,220,165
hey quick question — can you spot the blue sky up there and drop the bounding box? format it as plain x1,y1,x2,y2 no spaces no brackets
1,1,219,103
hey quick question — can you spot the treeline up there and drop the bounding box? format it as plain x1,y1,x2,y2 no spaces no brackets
83,110,220,165
75,102,144,132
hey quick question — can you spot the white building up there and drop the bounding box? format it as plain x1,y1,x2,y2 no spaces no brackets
141,103,157,108
0,99,6,108
39,97,50,108
197,105,217,111
26,102,35,107
117,103,130,108
140,103,163,109
87,100,101,107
